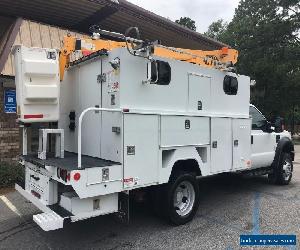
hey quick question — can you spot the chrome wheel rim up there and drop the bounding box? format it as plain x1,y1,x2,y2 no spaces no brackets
173,181,195,217
282,160,292,181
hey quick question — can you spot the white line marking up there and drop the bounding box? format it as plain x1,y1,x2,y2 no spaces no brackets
0,195,21,217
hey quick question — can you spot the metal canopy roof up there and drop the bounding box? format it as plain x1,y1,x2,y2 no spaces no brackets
0,0,228,50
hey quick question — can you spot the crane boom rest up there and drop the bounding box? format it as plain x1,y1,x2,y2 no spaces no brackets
59,29,238,81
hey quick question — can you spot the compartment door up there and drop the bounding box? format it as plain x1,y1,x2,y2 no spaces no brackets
123,114,159,188
78,61,102,158
232,119,251,170
99,54,122,162
188,73,211,113
210,118,232,173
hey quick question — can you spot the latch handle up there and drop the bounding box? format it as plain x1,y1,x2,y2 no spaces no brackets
95,105,100,114
30,175,40,181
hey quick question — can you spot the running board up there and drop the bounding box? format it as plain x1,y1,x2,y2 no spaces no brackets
33,212,64,231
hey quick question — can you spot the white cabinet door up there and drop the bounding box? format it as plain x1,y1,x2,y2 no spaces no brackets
123,114,159,188
160,116,210,147
210,118,232,173
188,74,211,113
232,119,251,170
78,61,102,158
100,53,122,162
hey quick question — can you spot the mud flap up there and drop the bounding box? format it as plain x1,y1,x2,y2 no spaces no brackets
116,191,130,224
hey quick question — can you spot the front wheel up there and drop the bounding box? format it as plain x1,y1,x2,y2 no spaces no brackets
162,171,200,225
268,153,293,185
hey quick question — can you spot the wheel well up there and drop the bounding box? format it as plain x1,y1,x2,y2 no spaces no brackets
273,138,295,168
170,159,201,178
281,141,295,161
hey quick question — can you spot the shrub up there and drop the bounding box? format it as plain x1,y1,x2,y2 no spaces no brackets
0,163,24,188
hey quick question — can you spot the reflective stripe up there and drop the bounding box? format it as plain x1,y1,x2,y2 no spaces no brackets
24,114,43,119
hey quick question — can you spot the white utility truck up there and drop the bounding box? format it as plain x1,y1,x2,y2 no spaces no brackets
14,27,294,231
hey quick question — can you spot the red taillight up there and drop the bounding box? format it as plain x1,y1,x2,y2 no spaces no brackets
123,108,129,112
73,172,81,181
24,114,43,119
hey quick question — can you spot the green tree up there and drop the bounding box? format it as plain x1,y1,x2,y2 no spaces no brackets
214,0,300,123
175,17,196,31
204,19,228,40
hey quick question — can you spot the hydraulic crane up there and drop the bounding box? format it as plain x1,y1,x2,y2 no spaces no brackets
59,27,238,81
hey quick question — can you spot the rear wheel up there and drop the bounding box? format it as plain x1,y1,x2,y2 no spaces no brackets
162,171,200,225
268,153,293,185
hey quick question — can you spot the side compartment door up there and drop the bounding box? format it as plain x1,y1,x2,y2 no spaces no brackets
210,118,232,173
232,119,251,170
78,61,102,158
123,114,159,188
188,73,211,113
100,54,122,162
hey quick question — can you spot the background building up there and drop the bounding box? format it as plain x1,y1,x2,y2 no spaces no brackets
0,19,87,162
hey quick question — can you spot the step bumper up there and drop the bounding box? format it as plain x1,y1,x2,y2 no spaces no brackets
15,184,65,231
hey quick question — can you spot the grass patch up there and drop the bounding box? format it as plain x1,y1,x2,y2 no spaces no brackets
0,162,24,188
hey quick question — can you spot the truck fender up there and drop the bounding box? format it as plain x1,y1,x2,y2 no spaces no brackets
161,147,205,183
272,137,294,172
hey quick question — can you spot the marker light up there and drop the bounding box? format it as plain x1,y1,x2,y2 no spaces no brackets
73,173,81,181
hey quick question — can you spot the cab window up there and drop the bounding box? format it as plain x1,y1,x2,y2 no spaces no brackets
249,106,266,130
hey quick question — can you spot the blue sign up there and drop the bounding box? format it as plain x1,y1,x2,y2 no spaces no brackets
240,235,296,246
4,89,16,113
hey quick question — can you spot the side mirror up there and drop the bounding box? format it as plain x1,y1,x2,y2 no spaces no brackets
262,120,274,133
273,118,284,133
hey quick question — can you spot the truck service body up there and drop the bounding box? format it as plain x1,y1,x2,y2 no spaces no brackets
13,27,294,231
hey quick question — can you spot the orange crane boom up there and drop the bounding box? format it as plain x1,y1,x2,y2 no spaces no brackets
59,35,238,81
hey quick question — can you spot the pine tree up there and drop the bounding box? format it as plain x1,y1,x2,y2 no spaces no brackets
220,0,300,119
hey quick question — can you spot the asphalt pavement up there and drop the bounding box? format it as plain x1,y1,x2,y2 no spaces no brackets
0,146,299,250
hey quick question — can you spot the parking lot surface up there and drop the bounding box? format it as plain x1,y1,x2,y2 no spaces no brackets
0,146,299,250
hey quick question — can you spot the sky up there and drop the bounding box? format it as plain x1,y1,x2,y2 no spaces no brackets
127,0,240,33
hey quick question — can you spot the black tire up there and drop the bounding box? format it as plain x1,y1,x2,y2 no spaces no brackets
268,153,293,185
162,171,200,225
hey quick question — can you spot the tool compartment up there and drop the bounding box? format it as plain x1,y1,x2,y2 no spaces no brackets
13,45,60,123
25,165,58,205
